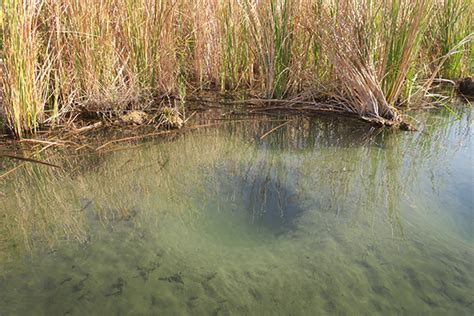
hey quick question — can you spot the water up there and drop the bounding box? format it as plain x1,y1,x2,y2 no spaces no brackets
0,108,473,315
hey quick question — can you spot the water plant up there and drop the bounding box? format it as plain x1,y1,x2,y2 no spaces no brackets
434,0,473,78
2,0,52,137
0,0,472,136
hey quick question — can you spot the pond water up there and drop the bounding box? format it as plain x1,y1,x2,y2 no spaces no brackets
0,107,473,315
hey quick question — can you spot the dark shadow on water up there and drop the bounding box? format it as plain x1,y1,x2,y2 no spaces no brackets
214,164,307,235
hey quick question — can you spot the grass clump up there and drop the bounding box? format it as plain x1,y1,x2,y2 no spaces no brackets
312,0,436,122
432,0,473,78
2,0,52,137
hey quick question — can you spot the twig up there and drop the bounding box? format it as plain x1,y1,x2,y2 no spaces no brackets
260,119,295,140
96,130,175,150
183,111,197,124
76,199,93,213
74,121,103,134
19,139,64,146
0,154,61,168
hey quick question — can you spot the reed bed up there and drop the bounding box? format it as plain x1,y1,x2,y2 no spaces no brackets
1,0,472,136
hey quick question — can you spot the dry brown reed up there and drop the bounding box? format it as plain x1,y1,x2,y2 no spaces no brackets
1,0,472,136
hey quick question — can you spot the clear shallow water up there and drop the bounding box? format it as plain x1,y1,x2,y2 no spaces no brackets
0,108,473,315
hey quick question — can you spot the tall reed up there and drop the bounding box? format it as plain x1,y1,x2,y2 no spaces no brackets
2,0,52,137
433,0,473,78
243,0,296,98
312,0,434,121
1,0,472,136
380,0,433,105
218,1,251,90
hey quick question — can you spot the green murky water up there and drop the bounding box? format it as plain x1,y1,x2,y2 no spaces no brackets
0,108,473,315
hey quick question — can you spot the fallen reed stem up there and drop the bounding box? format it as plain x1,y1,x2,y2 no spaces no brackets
0,154,61,168
259,119,295,140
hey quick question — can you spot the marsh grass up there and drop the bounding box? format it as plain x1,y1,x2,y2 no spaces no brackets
1,0,472,136
433,0,473,78
2,0,52,137
312,0,438,122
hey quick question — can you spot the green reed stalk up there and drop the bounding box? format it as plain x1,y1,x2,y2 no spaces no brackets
380,0,433,105
243,0,295,98
437,0,473,78
2,0,51,137
123,0,169,91
220,0,235,90
270,0,293,98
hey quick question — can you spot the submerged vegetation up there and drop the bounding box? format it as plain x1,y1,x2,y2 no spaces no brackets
0,0,473,136
1,107,471,264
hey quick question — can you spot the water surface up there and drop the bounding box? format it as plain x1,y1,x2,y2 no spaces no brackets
0,107,473,315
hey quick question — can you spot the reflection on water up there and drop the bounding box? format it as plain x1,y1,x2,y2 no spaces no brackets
0,107,473,315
